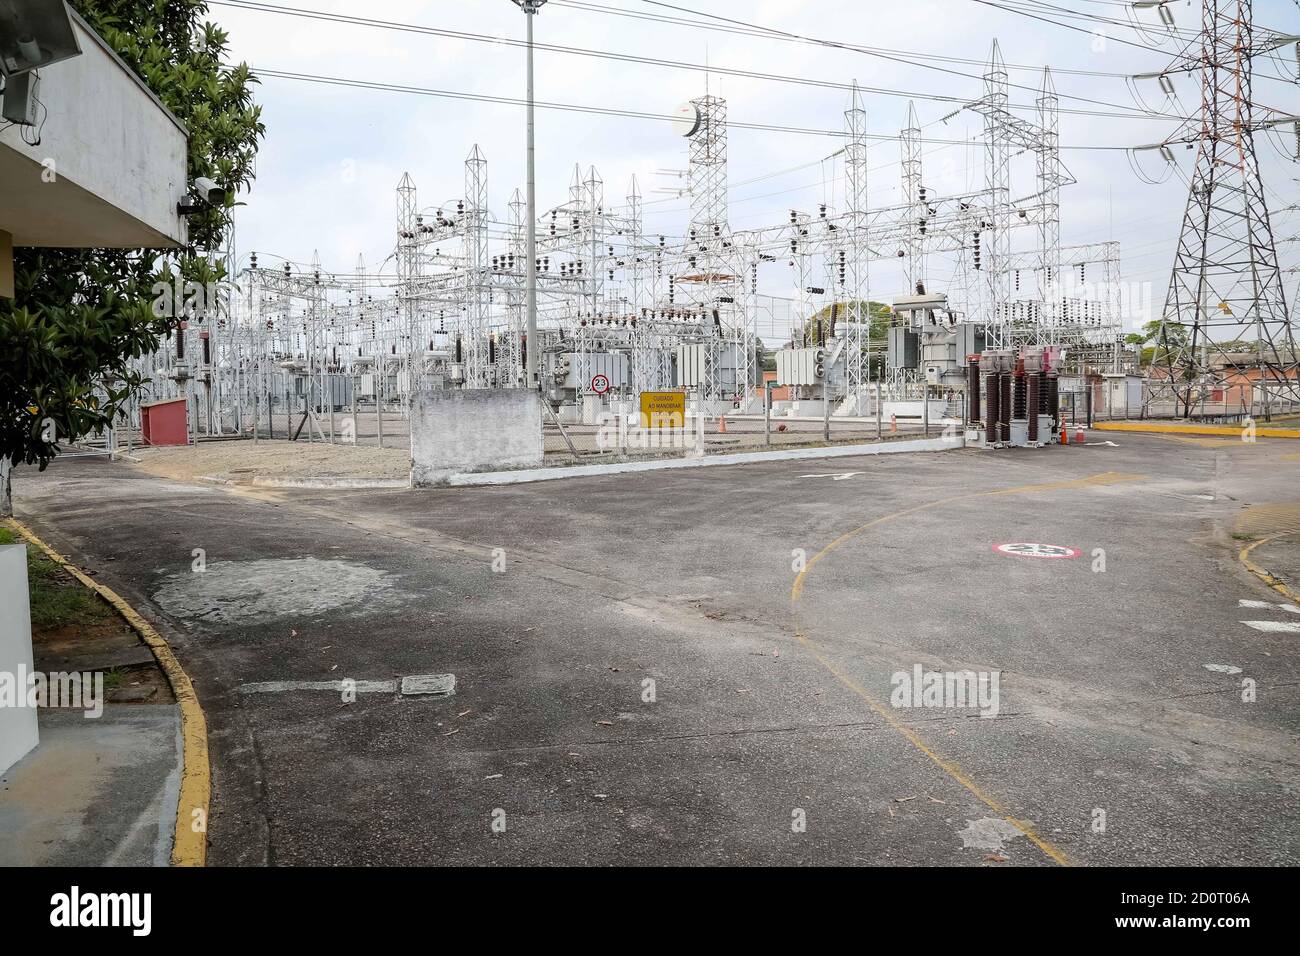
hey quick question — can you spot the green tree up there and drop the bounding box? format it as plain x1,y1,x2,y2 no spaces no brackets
799,300,892,344
1,0,264,514
794,301,892,379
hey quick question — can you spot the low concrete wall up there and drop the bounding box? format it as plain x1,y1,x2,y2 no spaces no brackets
447,435,961,486
0,545,38,776
410,389,542,487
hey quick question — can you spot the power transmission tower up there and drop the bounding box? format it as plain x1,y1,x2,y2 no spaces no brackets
1153,0,1300,417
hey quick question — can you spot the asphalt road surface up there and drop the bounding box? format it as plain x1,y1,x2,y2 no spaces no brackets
11,433,1300,866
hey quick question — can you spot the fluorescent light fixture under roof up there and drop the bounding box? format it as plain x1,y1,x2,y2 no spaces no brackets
0,0,81,77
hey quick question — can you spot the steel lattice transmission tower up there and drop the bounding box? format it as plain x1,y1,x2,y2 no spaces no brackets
1154,0,1300,416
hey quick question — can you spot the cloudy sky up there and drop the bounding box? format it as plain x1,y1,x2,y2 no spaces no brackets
210,0,1300,331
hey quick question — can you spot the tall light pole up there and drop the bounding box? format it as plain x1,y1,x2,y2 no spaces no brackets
511,0,547,389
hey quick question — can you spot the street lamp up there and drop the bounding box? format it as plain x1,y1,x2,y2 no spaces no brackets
510,0,547,389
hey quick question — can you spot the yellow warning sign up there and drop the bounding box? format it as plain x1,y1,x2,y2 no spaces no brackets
639,391,686,429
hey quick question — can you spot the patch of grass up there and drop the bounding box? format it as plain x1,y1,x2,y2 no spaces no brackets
1231,532,1258,542
1,526,113,631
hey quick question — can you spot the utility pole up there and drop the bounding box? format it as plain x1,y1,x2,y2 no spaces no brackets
511,0,547,389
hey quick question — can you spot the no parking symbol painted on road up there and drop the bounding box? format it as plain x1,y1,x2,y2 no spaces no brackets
992,543,1081,559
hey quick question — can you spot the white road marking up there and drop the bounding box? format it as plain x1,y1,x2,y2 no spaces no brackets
400,674,456,697
799,472,864,481
1203,664,1242,675
1084,441,1119,447
1238,599,1300,613
239,680,397,694
1241,620,1300,633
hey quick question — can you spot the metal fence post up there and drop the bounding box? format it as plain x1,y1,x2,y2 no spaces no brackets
764,385,771,446
695,384,705,458
823,384,831,442
376,360,385,449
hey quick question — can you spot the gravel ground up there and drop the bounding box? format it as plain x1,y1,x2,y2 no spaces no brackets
129,440,410,483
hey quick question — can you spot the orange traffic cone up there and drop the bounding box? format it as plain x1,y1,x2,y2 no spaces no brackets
890,414,898,434
1060,425,1069,445
1075,425,1085,444
719,415,728,434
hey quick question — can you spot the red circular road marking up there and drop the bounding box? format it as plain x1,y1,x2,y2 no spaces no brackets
992,542,1081,559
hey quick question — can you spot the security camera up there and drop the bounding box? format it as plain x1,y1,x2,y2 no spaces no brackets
177,177,227,215
194,177,225,205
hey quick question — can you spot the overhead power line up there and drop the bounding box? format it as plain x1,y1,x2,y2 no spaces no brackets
631,0,1176,115
209,0,1186,122
250,67,1137,151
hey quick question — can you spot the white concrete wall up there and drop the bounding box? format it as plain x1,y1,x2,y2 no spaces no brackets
0,10,188,248
410,389,543,487
0,545,38,776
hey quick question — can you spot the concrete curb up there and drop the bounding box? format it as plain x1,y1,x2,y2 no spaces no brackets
1095,422,1300,439
2,518,209,868
442,436,962,487
252,476,408,489
197,475,407,490
1239,530,1300,603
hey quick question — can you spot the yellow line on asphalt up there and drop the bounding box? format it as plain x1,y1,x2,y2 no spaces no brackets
3,518,209,867
789,471,1146,866
1094,422,1300,439
1239,531,1300,604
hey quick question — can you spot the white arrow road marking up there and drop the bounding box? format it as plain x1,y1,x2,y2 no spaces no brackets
1084,440,1119,447
799,472,864,481
1238,599,1300,613
1241,620,1300,633
1204,664,1242,675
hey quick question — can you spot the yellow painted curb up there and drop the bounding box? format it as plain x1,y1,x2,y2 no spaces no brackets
1094,422,1300,439
1239,531,1300,604
3,517,209,867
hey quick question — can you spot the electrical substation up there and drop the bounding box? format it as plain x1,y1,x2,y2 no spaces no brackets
120,44,1133,458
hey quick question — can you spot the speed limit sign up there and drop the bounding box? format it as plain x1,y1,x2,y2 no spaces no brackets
992,543,1080,559
591,374,611,394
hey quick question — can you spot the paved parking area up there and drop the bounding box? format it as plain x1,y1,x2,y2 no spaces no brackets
10,432,1300,865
